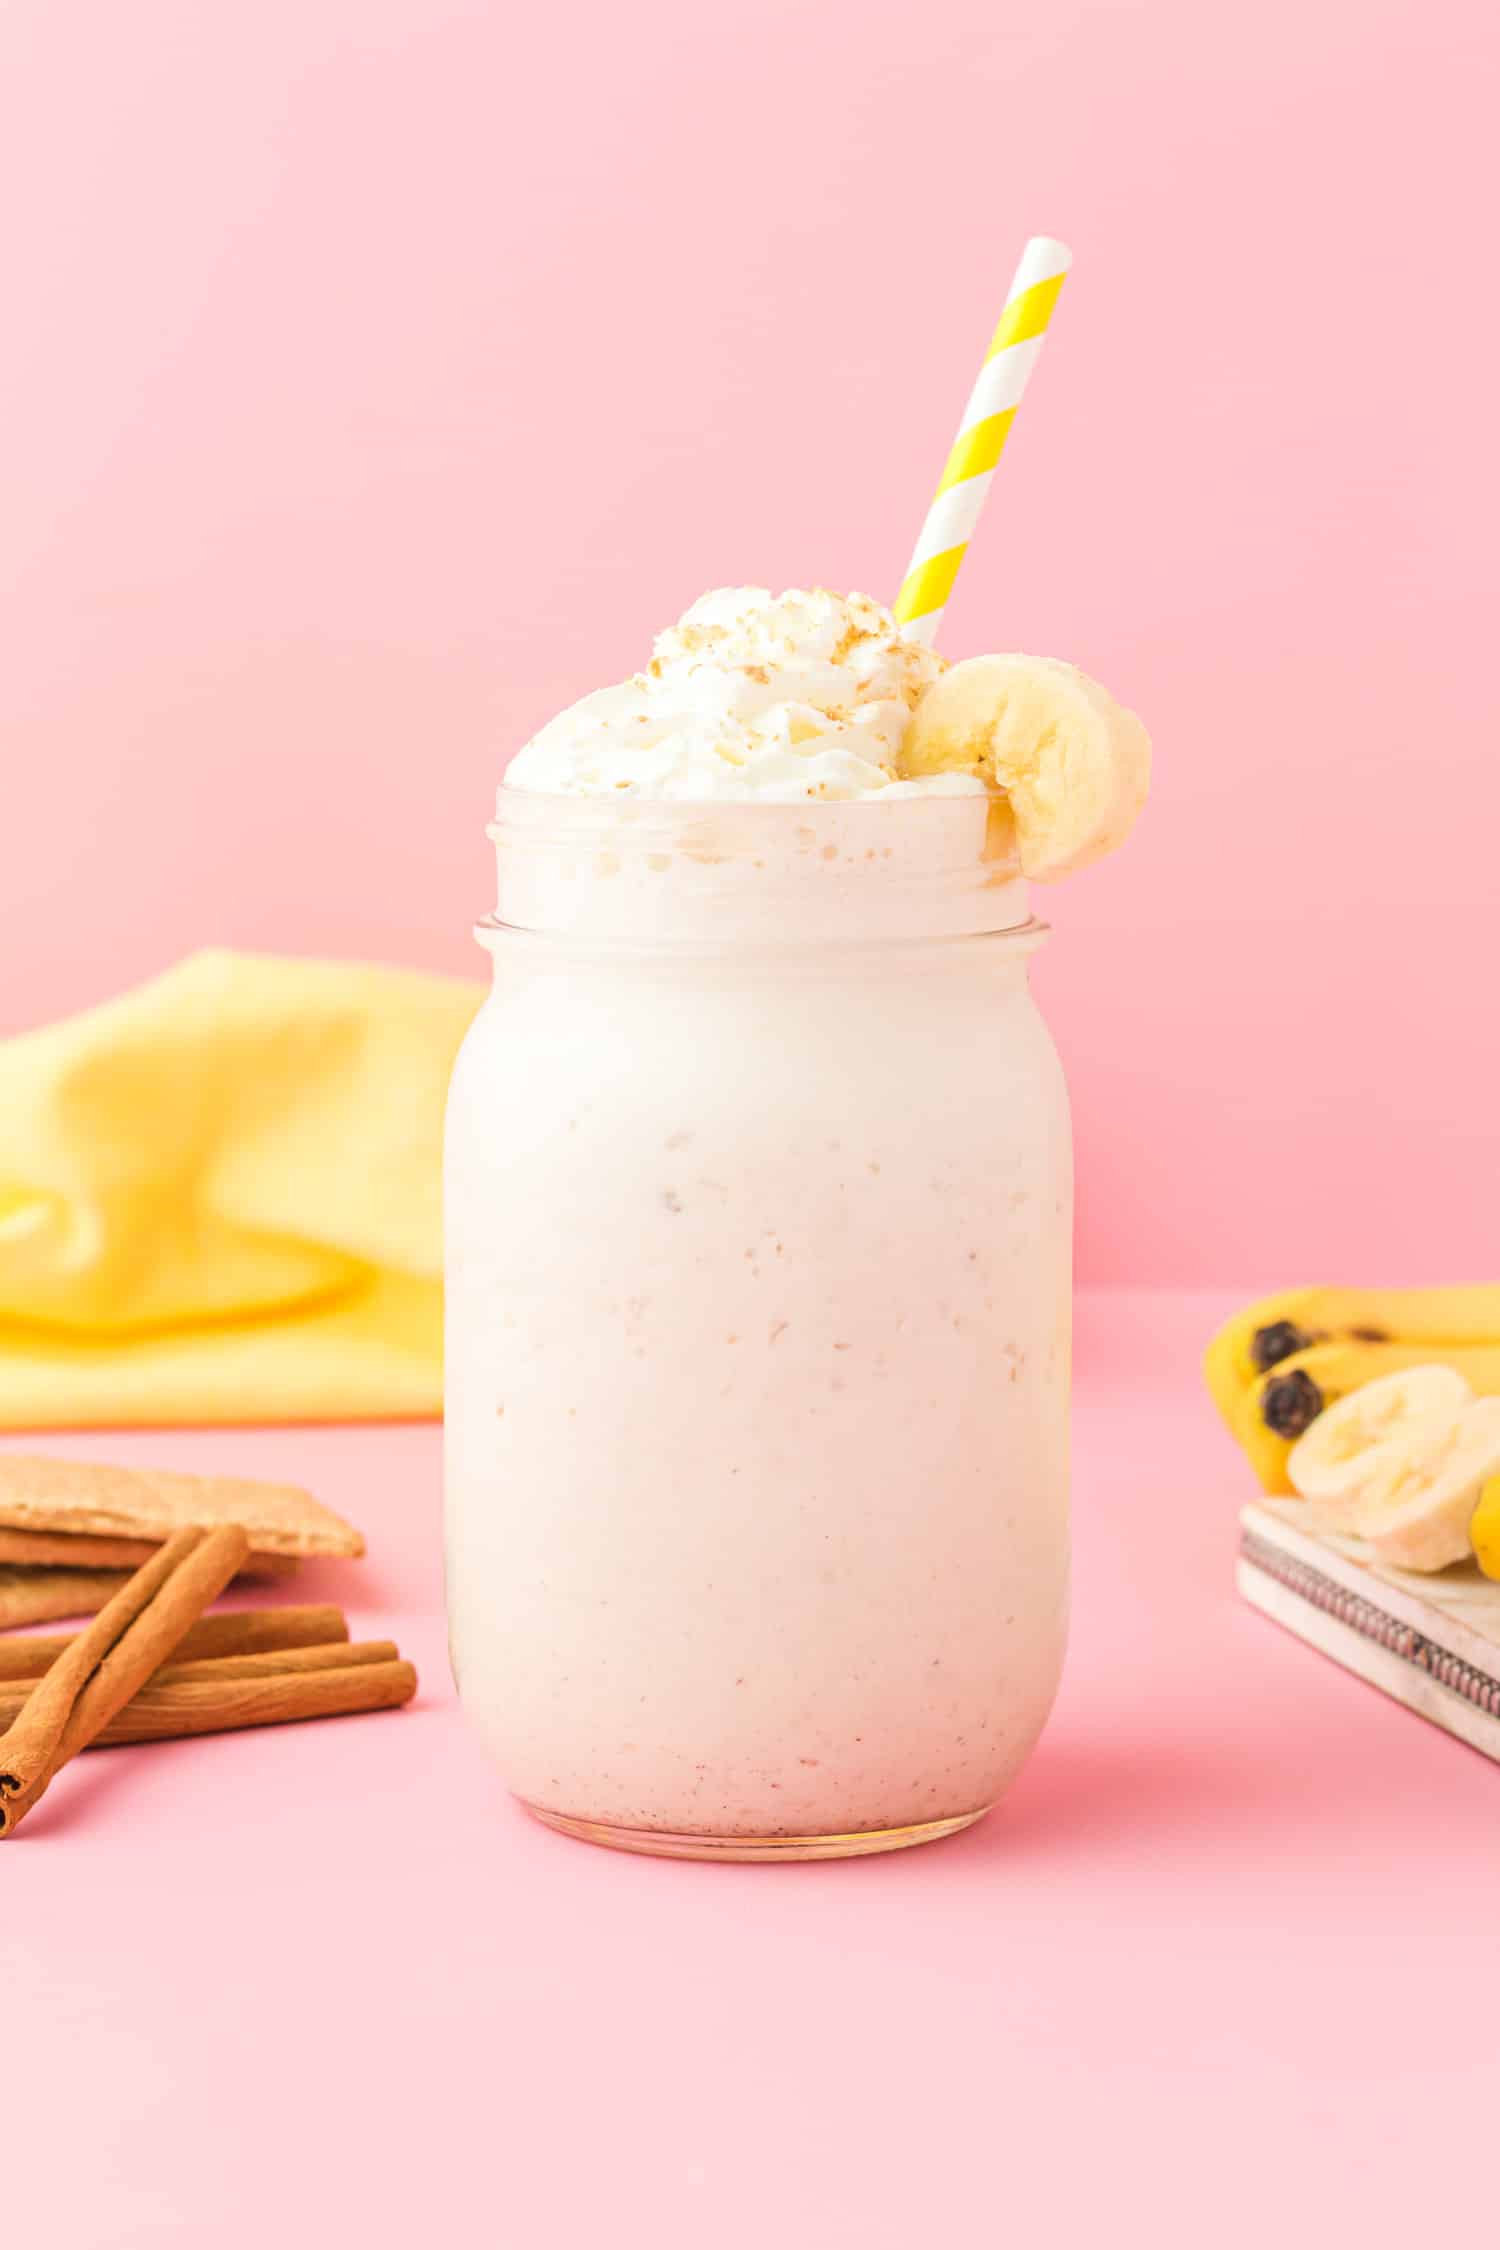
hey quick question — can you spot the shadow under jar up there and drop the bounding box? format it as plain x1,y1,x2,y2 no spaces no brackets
444,791,1072,1860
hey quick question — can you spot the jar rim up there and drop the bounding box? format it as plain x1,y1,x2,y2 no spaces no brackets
484,789,1034,946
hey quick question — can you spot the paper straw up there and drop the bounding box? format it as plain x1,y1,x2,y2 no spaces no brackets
893,235,1072,645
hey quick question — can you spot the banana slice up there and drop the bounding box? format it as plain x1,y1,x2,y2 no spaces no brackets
1352,1398,1500,1572
1286,1364,1473,1513
899,654,1151,879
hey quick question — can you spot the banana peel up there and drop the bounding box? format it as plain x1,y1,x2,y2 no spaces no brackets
1472,1477,1500,1581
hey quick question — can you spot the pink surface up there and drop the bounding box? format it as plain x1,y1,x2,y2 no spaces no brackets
5,1289,1496,2248
3,2,1497,1285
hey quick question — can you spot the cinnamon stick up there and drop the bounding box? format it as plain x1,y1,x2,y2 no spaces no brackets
0,1603,349,1683
0,1640,397,1717
0,1640,390,1705
0,1528,205,1806
0,1523,250,1837
155,1639,397,1685
0,1658,418,1750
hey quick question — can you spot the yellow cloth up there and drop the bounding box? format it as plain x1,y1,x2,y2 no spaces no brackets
0,951,483,1427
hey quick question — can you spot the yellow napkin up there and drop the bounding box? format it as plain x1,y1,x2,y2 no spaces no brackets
0,951,483,1427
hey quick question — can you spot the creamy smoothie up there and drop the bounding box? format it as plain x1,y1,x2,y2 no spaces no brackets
445,588,1148,1858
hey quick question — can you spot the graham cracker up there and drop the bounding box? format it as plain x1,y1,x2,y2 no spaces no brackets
0,1527,156,1570
0,1455,364,1562
0,1527,301,1577
0,1567,131,1631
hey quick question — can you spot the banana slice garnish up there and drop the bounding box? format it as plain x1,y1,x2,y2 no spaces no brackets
899,654,1150,879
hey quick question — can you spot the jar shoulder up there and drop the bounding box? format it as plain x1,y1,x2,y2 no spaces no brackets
446,963,1070,1179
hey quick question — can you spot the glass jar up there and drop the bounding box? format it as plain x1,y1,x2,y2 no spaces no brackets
444,792,1071,1860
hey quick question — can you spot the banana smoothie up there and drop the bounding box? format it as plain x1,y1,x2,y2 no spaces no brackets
445,588,1149,1858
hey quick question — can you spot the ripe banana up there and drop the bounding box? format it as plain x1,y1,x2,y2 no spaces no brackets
1351,1399,1500,1573
1286,1366,1473,1521
899,654,1150,879
1230,1339,1500,1495
1204,1284,1500,1438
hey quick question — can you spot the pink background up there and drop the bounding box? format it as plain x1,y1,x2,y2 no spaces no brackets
9,1303,1500,2248
3,0,1495,1284
5,20,1499,2236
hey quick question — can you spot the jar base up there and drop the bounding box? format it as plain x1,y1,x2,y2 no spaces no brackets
520,1799,993,1862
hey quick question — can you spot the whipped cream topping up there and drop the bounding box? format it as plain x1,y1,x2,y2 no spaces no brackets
502,587,988,803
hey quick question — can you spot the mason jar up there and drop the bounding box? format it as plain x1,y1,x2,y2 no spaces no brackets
444,790,1072,1860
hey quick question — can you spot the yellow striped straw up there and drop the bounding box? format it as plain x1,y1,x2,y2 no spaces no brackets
893,235,1072,644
